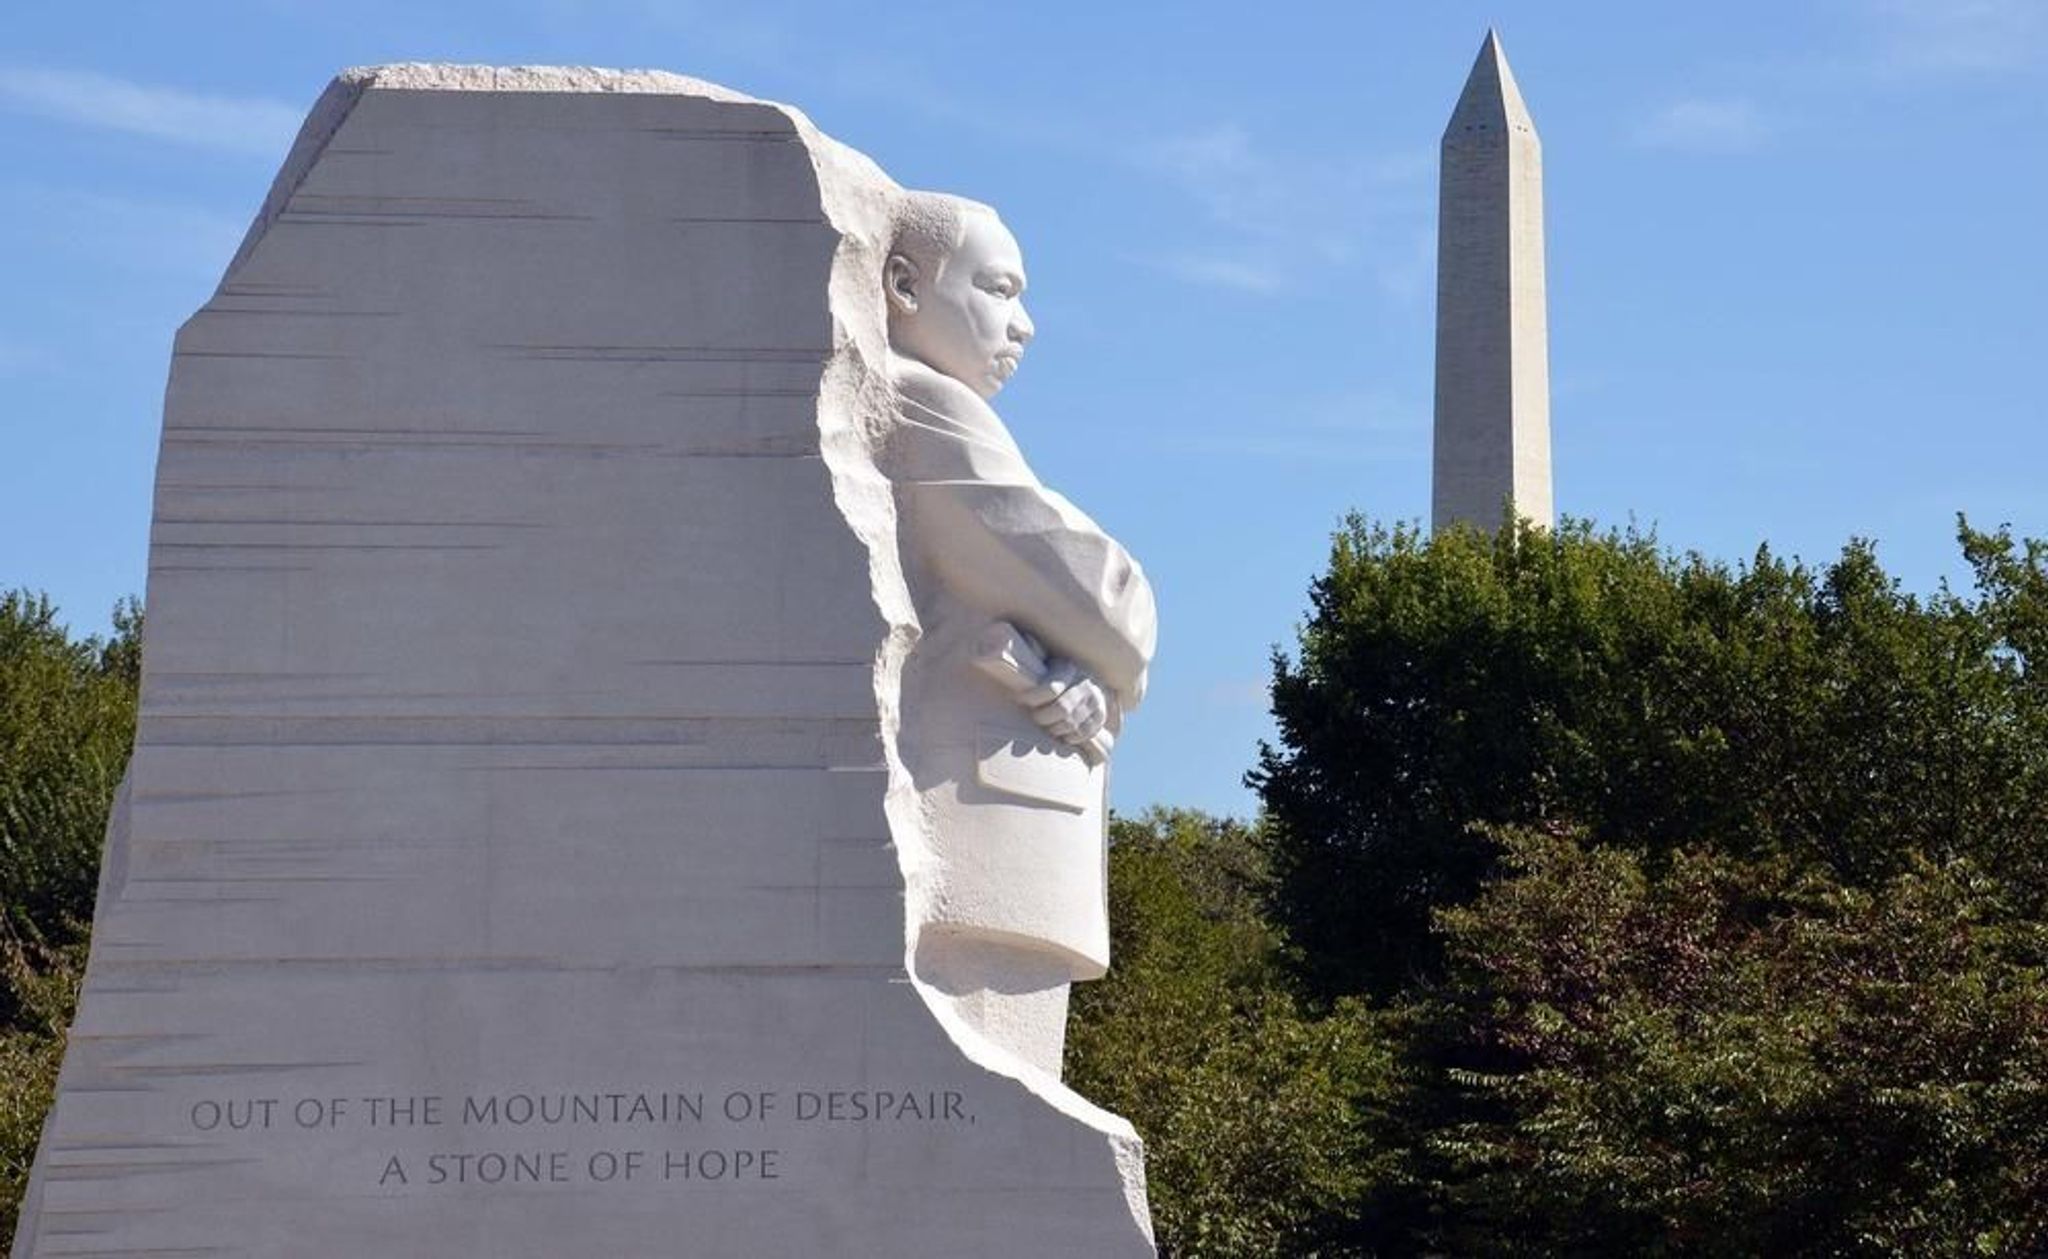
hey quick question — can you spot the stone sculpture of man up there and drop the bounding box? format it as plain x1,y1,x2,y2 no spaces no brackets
881,191,1157,1077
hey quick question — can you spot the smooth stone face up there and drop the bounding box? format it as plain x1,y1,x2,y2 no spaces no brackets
1433,31,1554,532
12,66,1151,1258
878,191,1157,1078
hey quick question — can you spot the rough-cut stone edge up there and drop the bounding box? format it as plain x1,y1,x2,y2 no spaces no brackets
216,64,1155,1246
790,110,1154,1246
222,65,751,284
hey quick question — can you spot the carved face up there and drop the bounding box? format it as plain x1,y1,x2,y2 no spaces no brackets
887,212,1034,399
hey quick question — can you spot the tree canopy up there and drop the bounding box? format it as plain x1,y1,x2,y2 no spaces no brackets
1252,515,2048,1002
0,591,137,1246
1066,516,2048,1255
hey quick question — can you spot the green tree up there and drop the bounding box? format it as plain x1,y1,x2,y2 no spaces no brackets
0,935,82,1248
1,592,139,951
0,592,138,1246
1253,515,2048,1002
1421,828,2048,1256
1242,515,2048,1251
1065,809,1405,1257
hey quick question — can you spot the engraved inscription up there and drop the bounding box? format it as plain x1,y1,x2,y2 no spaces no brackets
178,1084,979,1192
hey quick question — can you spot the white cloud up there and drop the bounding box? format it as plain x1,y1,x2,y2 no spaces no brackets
1143,124,1271,229
1858,0,2046,73
0,68,301,157
1203,677,1271,711
1165,389,1429,462
1373,228,1436,304
1147,253,1287,295
11,185,248,278
1136,123,1430,296
1634,97,1771,153
1141,124,1362,257
0,341,49,378
1627,2,2039,161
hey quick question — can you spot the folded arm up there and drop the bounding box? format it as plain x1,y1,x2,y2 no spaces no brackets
886,367,1158,712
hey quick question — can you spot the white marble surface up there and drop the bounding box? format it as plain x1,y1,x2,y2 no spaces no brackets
13,66,1152,1257
1433,31,1554,532
878,192,1157,1078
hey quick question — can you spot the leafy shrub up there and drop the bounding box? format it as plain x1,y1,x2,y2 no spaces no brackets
1254,516,2048,1002
1424,828,2048,1256
1067,810,1404,1257
0,592,136,1250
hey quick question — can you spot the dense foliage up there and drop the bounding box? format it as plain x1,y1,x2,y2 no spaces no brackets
0,592,138,1246
1066,810,1404,1256
1,592,139,951
1065,516,2048,1255
1424,828,2048,1255
1253,515,2048,1002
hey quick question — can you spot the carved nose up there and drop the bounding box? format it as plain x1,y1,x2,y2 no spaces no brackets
1010,306,1035,346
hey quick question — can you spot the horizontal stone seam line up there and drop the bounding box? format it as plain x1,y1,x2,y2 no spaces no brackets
77,961,904,977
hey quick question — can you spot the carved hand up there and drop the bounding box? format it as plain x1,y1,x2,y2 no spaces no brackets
1018,660,1112,749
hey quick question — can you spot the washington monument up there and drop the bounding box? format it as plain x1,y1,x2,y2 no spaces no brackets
1433,30,1554,531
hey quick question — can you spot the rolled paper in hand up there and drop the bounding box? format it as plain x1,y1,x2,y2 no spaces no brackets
970,620,1111,766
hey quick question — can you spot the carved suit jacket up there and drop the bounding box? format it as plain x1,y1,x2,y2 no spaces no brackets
881,360,1157,976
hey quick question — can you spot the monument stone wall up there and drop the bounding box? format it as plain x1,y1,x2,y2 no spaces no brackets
12,66,1153,1258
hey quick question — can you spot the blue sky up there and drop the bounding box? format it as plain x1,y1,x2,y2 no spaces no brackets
4,1,2044,817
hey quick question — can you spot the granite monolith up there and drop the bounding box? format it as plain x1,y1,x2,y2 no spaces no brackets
12,65,1153,1258
1433,31,1554,531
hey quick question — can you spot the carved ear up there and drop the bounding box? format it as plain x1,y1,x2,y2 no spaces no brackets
883,253,920,315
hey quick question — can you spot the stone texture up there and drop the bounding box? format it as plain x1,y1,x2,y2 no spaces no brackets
875,193,1158,1080
1433,31,1554,532
12,66,1152,1257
